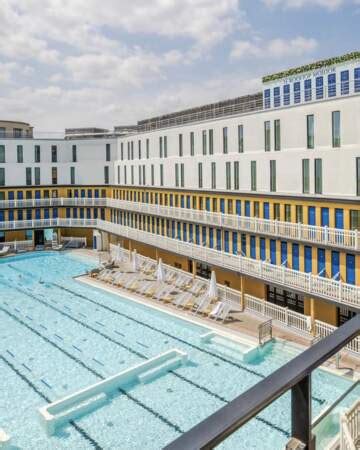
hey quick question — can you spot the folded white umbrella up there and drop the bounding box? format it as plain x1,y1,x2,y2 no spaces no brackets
116,244,123,262
207,271,218,299
156,258,166,282
132,250,138,272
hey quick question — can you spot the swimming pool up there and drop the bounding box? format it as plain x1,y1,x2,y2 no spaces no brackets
0,252,354,449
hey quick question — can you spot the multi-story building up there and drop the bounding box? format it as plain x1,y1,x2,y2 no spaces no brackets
1,52,359,330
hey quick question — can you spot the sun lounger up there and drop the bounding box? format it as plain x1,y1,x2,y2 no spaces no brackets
209,302,232,322
173,292,194,308
0,246,10,256
193,295,214,315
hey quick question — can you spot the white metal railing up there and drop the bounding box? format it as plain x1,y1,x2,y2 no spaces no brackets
244,294,311,334
60,236,87,247
315,320,360,355
0,240,33,252
0,218,359,308
0,197,358,251
340,400,360,450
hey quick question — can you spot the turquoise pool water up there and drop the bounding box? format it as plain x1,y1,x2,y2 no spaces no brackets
0,252,354,449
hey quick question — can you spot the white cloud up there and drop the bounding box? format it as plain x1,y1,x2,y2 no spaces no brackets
230,36,318,60
262,0,344,10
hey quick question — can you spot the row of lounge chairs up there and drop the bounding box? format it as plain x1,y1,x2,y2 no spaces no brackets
94,254,234,322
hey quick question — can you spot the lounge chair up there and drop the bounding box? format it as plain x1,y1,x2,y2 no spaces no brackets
193,295,215,315
154,285,175,302
209,302,232,322
174,292,194,308
0,246,10,256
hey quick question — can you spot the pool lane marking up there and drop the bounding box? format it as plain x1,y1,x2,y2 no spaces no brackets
0,306,184,435
0,354,103,450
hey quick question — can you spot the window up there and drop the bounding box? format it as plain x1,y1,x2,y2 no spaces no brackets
304,79,312,101
296,205,303,223
341,70,349,95
209,129,214,155
264,121,271,151
285,204,291,222
70,167,75,185
120,143,124,160
355,68,360,93
179,134,183,156
316,76,323,99
234,161,239,190
294,81,301,103
190,132,195,156
35,167,40,185
131,141,134,160
274,119,281,151
270,160,276,192
164,136,167,157
238,125,244,153
0,168,4,186
314,159,322,194
273,86,280,107
151,165,154,186
357,157,360,196
302,159,310,194
198,163,203,188
211,162,216,189
202,130,207,155
104,166,109,184
131,166,134,184
283,84,290,105
137,141,141,159
251,161,257,191
328,73,336,97
160,164,164,187
307,115,314,149
117,166,120,184
142,165,146,185
124,166,127,184
35,145,41,163
51,167,57,185
17,145,23,163
180,163,185,187
0,145,5,163
350,210,360,230
159,137,163,158
332,111,341,147
223,127,228,154
226,162,231,190
72,144,77,162
273,203,280,220
146,139,150,159
51,145,57,163
264,88,271,109
26,168,32,186
175,164,179,187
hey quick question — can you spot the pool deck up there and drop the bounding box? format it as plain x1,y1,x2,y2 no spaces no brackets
71,249,360,379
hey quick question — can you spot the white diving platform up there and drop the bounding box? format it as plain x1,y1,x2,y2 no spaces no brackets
38,349,188,436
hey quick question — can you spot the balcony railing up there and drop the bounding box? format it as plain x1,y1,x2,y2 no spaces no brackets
0,218,359,308
0,197,358,251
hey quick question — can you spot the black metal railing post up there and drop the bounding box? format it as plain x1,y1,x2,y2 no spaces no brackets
291,375,314,449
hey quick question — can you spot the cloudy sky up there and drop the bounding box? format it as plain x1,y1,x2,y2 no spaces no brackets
0,0,359,134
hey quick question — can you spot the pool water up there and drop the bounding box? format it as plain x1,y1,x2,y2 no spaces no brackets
0,252,354,449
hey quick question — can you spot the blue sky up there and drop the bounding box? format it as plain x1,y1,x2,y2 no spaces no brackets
0,0,358,133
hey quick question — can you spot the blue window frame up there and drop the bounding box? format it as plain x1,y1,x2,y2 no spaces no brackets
26,209,32,220
331,251,340,279
315,76,323,99
216,229,222,251
9,210,14,221
224,231,230,253
220,199,225,214
341,70,349,95
209,228,214,248
172,221,176,239
177,222,181,240
180,196,184,208
8,191,14,201
294,81,301,103
53,207,58,219
273,87,280,107
263,202,270,219
189,224,193,243
81,189,85,198
86,208,91,219
241,234,246,256
304,79,312,101
317,248,326,276
44,208,49,219
74,190,79,198
328,73,336,97
87,189,92,198
281,241,287,266
17,191,23,200
73,208,78,219
35,208,41,220
335,208,344,229
94,189,99,198
308,206,316,226
270,240,276,265
355,68,360,93
35,190,40,199
236,200,241,216
264,88,271,109
250,236,256,259
195,225,200,245
292,243,299,271
232,232,238,255
17,210,23,221
260,238,266,261
304,246,312,273
206,198,210,212
346,254,355,285
80,208,84,219
0,211,4,222
183,223,187,242
283,84,290,106
321,207,329,227
245,201,250,217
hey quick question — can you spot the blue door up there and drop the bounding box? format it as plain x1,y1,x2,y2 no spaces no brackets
172,221,175,239
0,211,4,222
189,224,193,242
87,208,91,219
346,254,355,284
263,202,270,219
308,207,316,225
74,190,79,198
195,225,200,245
209,228,214,248
281,241,287,266
17,210,23,221
95,189,99,198
317,248,326,276
241,234,246,256
335,209,344,229
236,200,241,216
304,246,312,273
232,232,238,255
93,236,97,249
8,210,14,221
250,236,256,259
35,209,41,220
220,199,225,214
17,191,23,200
53,207,58,219
35,190,41,199
245,201,250,217
169,194,173,206
331,251,340,279
180,196,184,208
260,238,266,261
8,191,14,201
216,229,222,251
292,244,299,270
26,209,32,220
206,198,210,211
183,223,187,242
177,223,181,240
73,208,78,219
186,196,191,209
44,208,49,219
87,189,92,198
270,240,276,265
81,189,85,198
321,208,329,226
224,231,229,253
202,227,207,246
